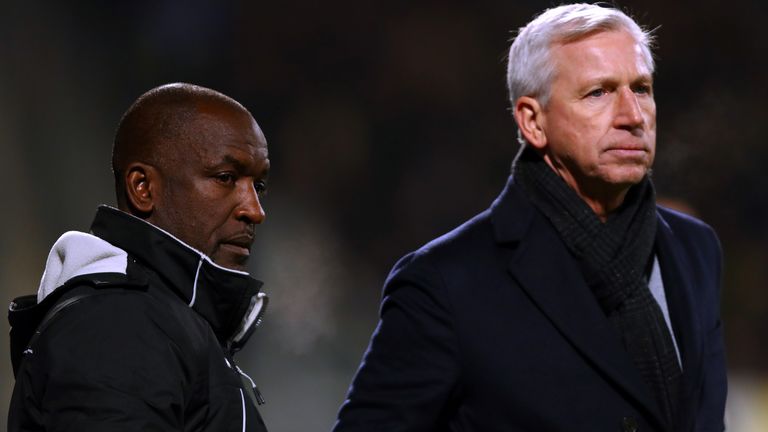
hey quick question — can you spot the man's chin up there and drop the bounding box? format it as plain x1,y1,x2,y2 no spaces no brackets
211,245,251,272
598,165,650,187
214,259,249,272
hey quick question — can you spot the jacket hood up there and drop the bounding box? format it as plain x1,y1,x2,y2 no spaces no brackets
8,231,135,375
37,231,129,302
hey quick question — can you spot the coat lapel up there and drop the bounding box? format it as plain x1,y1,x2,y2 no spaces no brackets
490,177,668,431
655,212,704,430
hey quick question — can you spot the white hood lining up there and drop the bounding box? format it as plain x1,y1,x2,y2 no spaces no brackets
37,231,128,303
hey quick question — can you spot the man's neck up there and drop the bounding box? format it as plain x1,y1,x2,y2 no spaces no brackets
579,189,629,222
539,153,633,222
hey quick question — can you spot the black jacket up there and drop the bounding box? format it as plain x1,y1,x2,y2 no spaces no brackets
334,177,726,432
8,206,269,431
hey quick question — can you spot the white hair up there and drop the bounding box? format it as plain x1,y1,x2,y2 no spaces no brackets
507,3,655,111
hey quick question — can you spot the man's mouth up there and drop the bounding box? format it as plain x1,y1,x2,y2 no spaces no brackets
604,145,648,158
220,243,251,256
220,234,254,256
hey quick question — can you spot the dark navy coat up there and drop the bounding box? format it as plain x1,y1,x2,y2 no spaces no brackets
334,177,726,432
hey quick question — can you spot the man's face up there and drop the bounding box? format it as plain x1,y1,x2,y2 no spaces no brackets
538,30,656,200
151,102,269,271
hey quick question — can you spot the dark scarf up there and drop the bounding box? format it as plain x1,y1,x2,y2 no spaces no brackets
513,146,681,429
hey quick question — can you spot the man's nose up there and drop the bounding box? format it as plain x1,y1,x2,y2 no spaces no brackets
614,87,645,131
234,182,266,224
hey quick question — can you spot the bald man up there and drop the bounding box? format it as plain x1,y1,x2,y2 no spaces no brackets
8,83,271,431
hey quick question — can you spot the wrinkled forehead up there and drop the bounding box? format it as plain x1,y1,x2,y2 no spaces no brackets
552,29,652,76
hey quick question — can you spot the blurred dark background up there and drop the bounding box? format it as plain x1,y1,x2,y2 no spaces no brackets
1,0,766,430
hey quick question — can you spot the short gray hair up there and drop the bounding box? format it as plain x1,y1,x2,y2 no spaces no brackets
506,3,655,109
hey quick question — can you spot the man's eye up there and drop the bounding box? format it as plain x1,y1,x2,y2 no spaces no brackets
633,85,652,95
587,88,606,98
215,173,236,184
254,181,268,196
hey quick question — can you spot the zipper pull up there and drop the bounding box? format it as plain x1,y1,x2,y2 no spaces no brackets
235,364,266,405
252,383,265,405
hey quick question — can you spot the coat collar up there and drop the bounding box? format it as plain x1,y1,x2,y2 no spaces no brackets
90,205,266,352
655,211,704,431
490,175,671,431
489,175,536,245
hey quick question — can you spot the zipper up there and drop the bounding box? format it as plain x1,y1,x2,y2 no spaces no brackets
235,364,265,405
225,356,265,406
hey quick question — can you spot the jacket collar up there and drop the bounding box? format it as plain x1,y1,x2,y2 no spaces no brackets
90,205,266,351
489,175,536,244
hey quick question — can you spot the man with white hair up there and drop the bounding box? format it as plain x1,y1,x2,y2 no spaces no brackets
333,4,726,431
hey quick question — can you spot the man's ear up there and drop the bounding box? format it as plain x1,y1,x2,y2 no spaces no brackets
513,96,547,149
124,163,159,215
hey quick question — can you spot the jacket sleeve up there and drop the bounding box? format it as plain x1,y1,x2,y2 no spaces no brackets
10,290,199,432
333,252,461,432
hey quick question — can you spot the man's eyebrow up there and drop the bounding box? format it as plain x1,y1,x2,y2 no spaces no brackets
633,72,654,82
581,73,653,88
211,155,269,177
220,155,246,169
